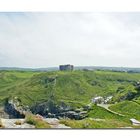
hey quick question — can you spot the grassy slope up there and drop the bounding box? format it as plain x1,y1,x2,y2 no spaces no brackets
59,118,133,128
0,71,36,105
109,101,140,120
1,70,140,128
0,70,140,107
88,105,124,119
60,104,138,128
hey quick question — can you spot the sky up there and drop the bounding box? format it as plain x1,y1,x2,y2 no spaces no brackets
0,12,140,68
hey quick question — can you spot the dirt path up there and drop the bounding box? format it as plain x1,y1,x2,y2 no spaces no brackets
97,104,125,117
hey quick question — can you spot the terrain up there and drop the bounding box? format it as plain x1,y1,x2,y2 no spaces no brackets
0,69,140,128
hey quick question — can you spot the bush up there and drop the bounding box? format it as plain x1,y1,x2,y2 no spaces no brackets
25,113,51,128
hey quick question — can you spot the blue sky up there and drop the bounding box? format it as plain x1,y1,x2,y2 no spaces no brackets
0,12,140,68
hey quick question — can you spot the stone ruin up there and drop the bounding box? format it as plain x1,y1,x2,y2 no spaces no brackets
59,64,74,71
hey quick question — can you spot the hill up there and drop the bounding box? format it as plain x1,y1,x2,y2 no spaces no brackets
0,70,140,107
1,70,140,120
109,101,140,120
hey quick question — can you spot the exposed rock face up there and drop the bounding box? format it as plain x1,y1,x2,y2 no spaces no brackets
32,104,87,120
3,96,88,120
59,111,88,120
31,100,61,117
4,97,28,118
31,101,88,120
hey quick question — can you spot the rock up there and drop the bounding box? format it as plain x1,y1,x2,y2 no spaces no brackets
31,100,60,116
44,118,71,128
83,105,91,111
36,114,44,120
31,100,88,120
53,124,71,128
1,119,35,128
61,110,87,120
130,118,140,126
20,123,35,128
44,118,59,125
4,97,28,118
48,113,56,118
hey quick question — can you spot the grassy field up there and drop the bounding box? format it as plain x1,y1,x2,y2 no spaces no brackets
59,118,133,128
0,70,140,107
88,105,125,119
1,70,140,128
109,101,140,120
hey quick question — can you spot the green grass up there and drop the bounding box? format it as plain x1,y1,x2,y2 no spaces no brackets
88,105,124,119
0,70,140,108
109,101,140,120
60,118,133,128
59,103,136,128
1,70,140,128
25,113,51,128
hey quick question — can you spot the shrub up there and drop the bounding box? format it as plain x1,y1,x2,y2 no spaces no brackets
25,113,51,128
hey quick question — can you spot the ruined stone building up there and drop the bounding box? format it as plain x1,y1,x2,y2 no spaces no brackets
59,64,74,71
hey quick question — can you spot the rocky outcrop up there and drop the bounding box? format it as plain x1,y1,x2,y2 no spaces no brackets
4,97,29,118
31,100,61,117
31,100,88,120
59,111,88,120
3,96,88,120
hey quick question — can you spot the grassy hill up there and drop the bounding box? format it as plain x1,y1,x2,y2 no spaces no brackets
109,101,140,120
1,70,140,128
59,118,133,128
0,70,140,108
88,105,124,119
0,71,36,105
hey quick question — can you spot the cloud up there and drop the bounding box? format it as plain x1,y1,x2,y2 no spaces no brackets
0,12,140,68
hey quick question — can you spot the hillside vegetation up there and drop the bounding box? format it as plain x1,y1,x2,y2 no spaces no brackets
0,70,140,107
1,70,140,128
109,101,140,120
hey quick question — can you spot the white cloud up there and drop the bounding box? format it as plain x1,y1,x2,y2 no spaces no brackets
0,12,140,68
